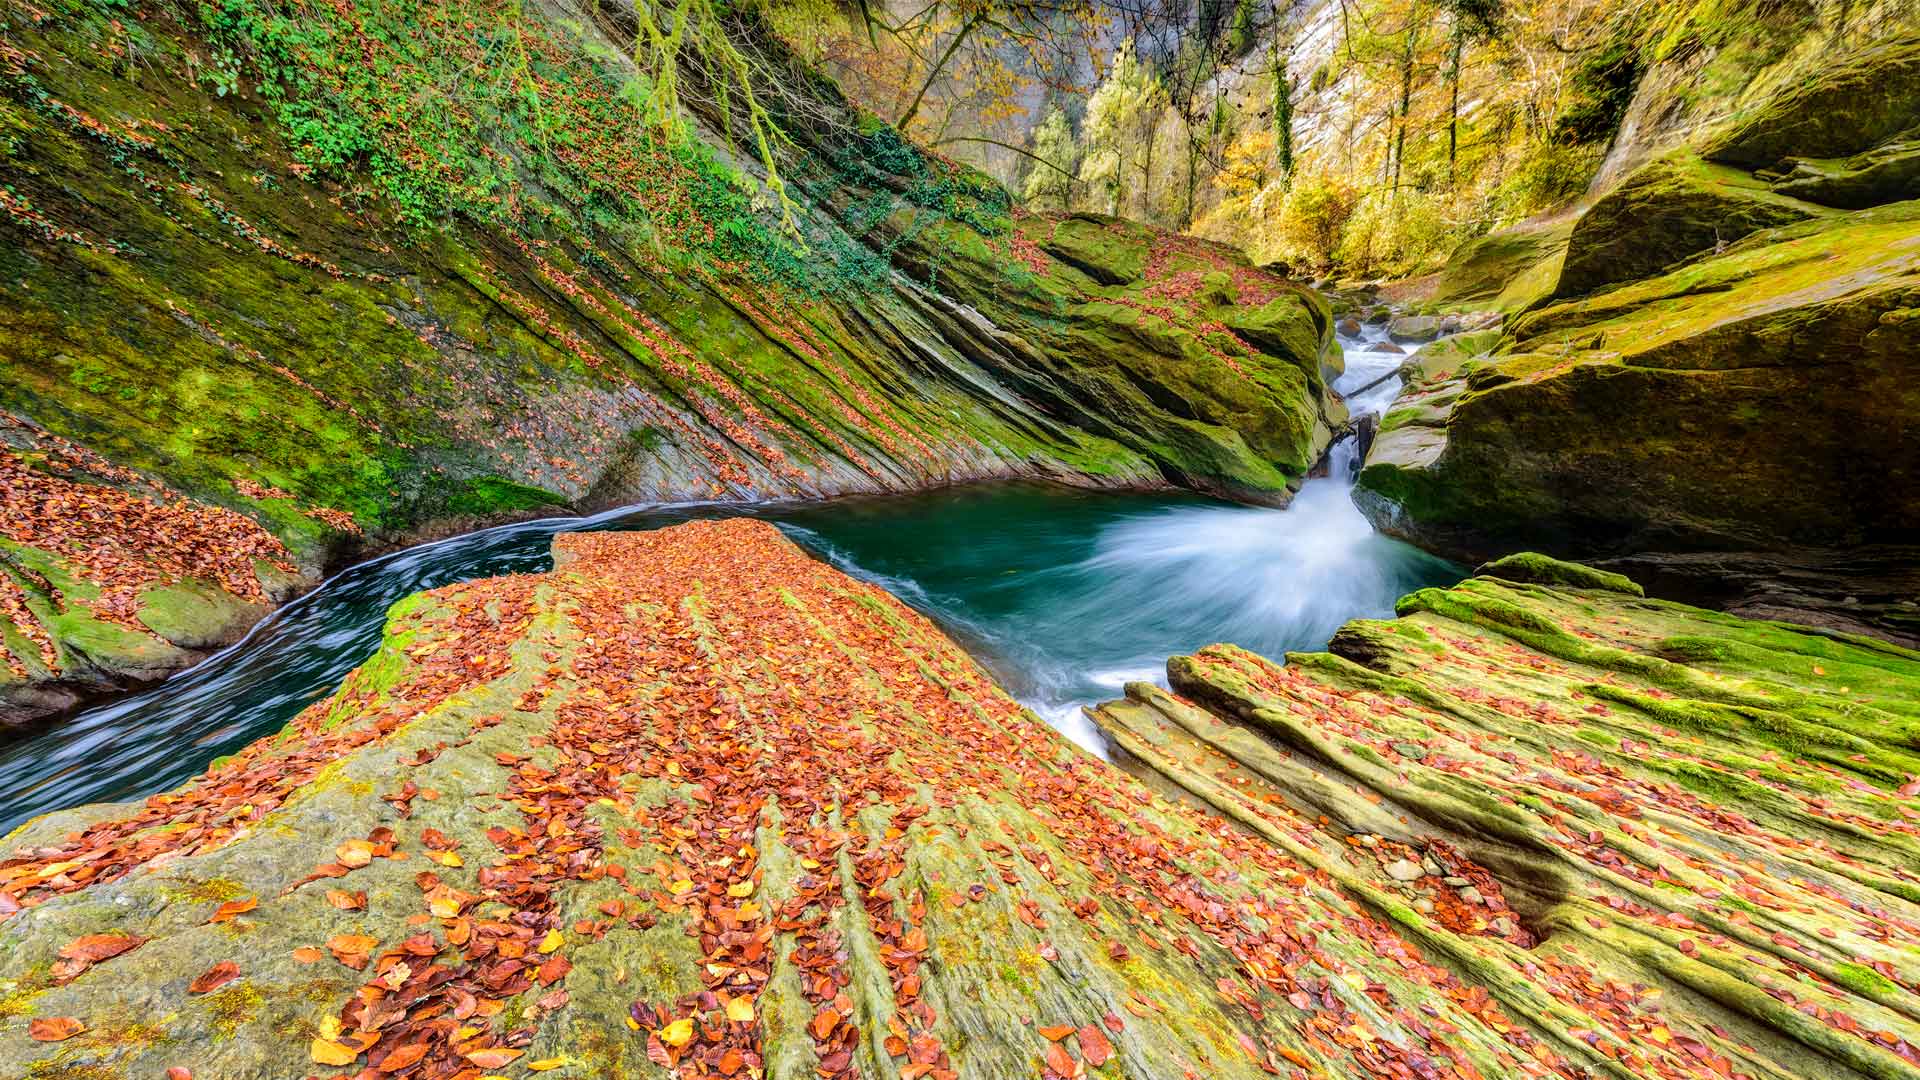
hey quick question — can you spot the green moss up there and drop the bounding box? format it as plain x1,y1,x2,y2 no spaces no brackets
159,875,251,905
439,476,570,517
1831,962,1902,998
196,983,266,1040
1474,553,1644,596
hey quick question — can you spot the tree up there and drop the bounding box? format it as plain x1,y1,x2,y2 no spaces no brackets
1438,0,1505,186
1022,107,1080,210
1279,169,1358,268
1079,44,1162,215
1270,29,1295,181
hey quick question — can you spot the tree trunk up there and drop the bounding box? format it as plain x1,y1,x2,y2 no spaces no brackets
897,15,979,132
1392,7,1421,202
1273,32,1295,180
1141,116,1157,221
1447,29,1463,188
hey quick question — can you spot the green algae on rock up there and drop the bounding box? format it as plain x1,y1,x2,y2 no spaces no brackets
1551,153,1822,298
1093,553,1920,1080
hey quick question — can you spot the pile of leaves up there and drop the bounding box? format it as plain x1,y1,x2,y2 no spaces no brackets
0,414,297,676
1,519,1604,1079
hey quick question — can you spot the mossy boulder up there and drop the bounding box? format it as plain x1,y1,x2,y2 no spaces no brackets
1702,35,1920,170
1039,214,1148,284
1358,200,1920,559
1430,220,1571,311
1554,153,1820,298
1386,314,1443,343
1224,288,1337,383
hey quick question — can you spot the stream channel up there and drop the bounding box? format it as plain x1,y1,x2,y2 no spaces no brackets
0,326,1458,832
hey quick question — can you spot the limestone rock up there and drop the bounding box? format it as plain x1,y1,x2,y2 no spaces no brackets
1093,554,1920,1080
1386,315,1442,343
1553,153,1819,298
1702,35,1920,170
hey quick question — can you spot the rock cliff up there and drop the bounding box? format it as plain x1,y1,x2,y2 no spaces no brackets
0,2,1337,720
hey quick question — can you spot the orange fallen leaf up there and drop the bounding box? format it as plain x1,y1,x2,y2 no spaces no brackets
189,960,241,994
1077,1023,1114,1067
210,896,257,923
29,1016,85,1042
311,1037,358,1066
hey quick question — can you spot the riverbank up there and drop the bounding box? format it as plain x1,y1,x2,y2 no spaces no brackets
4,521,1913,1078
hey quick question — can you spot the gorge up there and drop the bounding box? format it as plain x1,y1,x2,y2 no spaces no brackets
2,0,1919,1077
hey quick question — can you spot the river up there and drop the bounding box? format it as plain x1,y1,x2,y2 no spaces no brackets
0,327,1455,832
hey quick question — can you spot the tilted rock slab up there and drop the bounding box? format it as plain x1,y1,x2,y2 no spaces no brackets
1,526,1916,1080
1096,552,1920,1080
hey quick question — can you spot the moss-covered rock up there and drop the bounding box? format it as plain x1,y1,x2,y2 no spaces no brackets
1357,198,1920,559
1767,137,1920,210
1093,559,1920,1080
1553,153,1821,297
1039,213,1148,284
0,2,1336,716
1473,552,1644,595
1702,34,1920,171
1429,220,1571,311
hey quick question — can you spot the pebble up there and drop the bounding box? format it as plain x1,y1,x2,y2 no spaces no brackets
1459,886,1485,905
1385,859,1425,882
1443,876,1471,887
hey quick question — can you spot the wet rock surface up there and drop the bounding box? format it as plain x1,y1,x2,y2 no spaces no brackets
4,528,1917,1079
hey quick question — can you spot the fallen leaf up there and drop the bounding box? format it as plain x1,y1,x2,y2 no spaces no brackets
659,1017,694,1047
1078,1023,1114,1067
29,1017,85,1042
310,1038,358,1066
189,961,241,994
210,897,257,923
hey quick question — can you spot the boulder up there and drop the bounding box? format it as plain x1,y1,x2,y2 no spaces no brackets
1225,289,1333,379
1553,153,1819,298
1386,315,1442,343
1429,220,1571,310
1357,202,1920,559
1702,35,1920,170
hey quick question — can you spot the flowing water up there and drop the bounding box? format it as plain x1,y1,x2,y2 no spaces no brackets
0,325,1456,832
